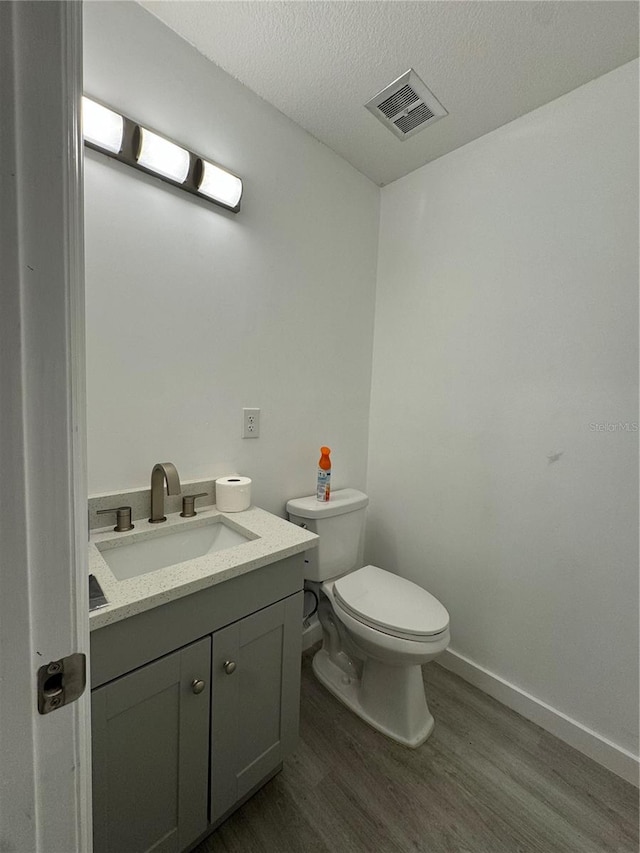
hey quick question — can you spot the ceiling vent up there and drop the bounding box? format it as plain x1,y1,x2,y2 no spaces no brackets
365,69,447,141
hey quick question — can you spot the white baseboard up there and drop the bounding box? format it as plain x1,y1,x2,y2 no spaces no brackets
439,648,639,787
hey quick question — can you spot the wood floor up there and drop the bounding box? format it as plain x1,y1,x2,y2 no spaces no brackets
196,649,639,853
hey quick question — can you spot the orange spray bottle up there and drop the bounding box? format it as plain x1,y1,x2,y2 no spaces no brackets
316,446,331,502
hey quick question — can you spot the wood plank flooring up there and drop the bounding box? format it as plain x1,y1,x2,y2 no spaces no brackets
196,649,639,853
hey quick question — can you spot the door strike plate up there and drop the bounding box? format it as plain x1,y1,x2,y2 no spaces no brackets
37,652,87,715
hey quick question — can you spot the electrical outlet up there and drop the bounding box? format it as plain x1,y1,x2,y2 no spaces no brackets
242,408,260,439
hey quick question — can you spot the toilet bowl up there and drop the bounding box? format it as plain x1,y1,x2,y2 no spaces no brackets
287,490,450,748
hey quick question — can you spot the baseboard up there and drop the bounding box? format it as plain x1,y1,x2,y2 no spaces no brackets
439,648,639,787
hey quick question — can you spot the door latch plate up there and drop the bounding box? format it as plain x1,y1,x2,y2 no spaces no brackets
37,652,86,715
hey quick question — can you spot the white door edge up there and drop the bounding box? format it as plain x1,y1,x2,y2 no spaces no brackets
0,2,91,851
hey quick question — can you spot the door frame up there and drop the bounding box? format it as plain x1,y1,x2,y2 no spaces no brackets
0,2,91,850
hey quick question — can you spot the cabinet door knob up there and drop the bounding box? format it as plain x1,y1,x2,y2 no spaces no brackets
223,660,236,675
191,678,206,694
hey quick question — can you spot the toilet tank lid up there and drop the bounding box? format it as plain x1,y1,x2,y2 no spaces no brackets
286,488,368,519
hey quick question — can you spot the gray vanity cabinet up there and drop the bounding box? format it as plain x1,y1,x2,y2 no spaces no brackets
90,555,306,853
210,594,302,823
91,637,211,853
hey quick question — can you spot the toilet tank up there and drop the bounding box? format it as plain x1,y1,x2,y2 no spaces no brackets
286,489,369,581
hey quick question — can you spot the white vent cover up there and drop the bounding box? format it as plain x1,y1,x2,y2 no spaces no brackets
365,69,447,140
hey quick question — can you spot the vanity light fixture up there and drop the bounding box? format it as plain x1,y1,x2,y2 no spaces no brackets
82,96,243,213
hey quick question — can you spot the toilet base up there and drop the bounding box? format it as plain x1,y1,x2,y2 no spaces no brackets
312,647,435,748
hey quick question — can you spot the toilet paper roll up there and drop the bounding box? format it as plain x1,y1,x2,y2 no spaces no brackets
215,476,252,512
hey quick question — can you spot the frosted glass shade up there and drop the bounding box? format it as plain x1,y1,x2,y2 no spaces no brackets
197,159,243,208
82,97,123,154
136,128,190,183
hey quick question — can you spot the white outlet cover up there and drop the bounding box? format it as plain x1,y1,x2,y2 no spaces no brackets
242,407,260,438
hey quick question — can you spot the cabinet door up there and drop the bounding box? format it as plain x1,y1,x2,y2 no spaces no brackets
210,592,303,823
92,637,211,853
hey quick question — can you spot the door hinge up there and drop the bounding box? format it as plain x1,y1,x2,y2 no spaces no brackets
37,652,86,715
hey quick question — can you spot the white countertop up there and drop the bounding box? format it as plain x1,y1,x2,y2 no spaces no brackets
89,505,318,630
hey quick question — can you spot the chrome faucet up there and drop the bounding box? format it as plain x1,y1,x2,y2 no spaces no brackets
149,462,181,523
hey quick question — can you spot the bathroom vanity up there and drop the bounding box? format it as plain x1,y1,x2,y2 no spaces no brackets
89,504,317,853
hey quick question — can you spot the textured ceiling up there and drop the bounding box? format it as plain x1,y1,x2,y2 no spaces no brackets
139,1,639,186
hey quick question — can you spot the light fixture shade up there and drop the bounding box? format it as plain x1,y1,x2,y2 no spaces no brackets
136,128,190,183
197,160,243,209
82,97,124,154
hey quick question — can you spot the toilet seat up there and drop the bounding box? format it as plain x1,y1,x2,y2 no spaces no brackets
331,565,449,641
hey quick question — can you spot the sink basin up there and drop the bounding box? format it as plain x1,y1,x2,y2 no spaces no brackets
97,520,252,581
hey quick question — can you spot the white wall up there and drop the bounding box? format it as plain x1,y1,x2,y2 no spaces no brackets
83,2,379,513
367,61,639,764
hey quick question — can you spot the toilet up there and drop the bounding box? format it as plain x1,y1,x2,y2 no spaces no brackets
286,488,450,748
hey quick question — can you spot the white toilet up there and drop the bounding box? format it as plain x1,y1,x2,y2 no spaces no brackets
286,488,450,748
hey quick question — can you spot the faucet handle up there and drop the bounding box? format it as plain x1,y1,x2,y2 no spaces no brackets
96,506,134,532
180,493,209,518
